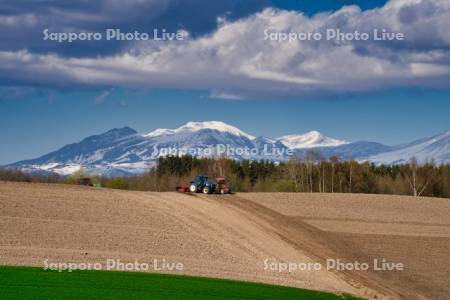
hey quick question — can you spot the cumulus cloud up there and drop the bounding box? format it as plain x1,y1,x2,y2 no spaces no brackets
0,0,450,97
0,0,264,57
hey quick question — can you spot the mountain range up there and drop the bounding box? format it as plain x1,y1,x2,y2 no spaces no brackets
6,121,450,176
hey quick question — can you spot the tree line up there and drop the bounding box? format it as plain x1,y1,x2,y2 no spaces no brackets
1,154,449,198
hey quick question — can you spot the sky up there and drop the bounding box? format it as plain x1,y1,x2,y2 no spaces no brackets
1,0,450,164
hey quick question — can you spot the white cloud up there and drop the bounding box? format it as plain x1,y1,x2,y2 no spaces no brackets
0,13,38,26
209,90,244,100
1,0,450,97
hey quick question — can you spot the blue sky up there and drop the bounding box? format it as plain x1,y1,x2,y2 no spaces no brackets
1,0,450,164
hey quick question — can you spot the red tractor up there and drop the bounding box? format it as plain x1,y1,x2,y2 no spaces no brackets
214,177,232,194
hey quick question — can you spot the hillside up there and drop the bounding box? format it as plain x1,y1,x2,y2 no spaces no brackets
1,182,449,299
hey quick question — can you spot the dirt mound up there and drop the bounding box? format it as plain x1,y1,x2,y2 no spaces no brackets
1,182,449,299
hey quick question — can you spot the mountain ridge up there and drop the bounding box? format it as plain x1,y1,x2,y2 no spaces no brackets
6,121,450,176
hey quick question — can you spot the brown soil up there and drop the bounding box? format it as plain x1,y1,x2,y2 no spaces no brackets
1,182,449,299
238,193,450,299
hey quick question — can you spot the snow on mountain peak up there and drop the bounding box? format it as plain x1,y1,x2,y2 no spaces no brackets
145,121,255,140
144,128,175,138
277,131,348,149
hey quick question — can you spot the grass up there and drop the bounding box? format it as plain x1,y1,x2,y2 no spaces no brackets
0,266,360,300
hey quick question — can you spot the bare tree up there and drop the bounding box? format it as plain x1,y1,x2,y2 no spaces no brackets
329,156,339,193
404,157,433,197
348,161,353,193
305,151,318,193
320,162,326,193
287,157,302,192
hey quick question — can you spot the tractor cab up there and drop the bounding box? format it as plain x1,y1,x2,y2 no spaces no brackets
191,175,209,185
189,175,214,193
78,177,93,186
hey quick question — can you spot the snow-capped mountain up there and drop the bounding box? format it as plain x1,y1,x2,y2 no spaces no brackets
145,121,255,140
5,121,450,176
8,121,258,176
366,131,450,165
10,127,148,176
277,131,348,149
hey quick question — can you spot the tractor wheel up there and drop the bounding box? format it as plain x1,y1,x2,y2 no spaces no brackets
189,184,197,193
203,187,210,194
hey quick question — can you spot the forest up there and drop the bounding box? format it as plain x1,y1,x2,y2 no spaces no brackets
1,154,449,198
